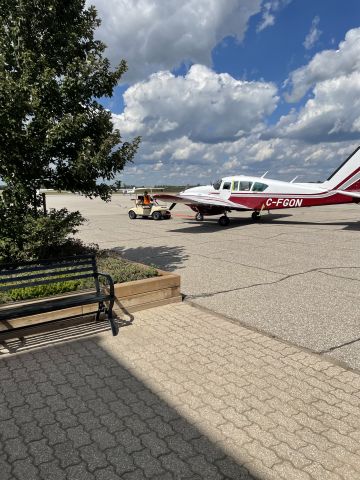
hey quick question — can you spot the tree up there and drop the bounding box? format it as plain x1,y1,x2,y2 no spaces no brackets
0,0,140,206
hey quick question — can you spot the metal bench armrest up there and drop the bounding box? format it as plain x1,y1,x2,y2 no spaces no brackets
97,272,115,297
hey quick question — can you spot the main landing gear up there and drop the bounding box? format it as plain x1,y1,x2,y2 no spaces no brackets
251,211,261,221
218,215,230,226
195,212,204,221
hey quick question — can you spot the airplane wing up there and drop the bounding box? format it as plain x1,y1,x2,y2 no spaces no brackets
153,193,251,210
335,190,360,199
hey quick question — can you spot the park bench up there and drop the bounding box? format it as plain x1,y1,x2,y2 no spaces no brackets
0,254,118,341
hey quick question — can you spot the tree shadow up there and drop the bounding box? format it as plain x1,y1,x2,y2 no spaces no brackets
0,332,262,480
111,245,189,271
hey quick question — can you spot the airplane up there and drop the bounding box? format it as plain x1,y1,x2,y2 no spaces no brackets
153,146,360,226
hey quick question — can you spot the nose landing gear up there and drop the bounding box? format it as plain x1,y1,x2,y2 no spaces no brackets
218,215,230,226
195,212,204,221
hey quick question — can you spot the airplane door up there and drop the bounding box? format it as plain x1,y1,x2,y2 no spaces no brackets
220,181,232,199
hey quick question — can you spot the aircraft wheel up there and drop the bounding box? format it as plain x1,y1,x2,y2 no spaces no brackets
195,212,204,221
218,215,230,226
152,211,162,220
252,211,260,221
128,210,137,219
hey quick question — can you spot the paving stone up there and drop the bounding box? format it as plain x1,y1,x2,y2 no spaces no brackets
42,423,67,446
215,458,255,480
65,463,92,480
66,425,92,448
54,441,81,468
90,427,117,450
39,460,67,480
12,457,39,480
28,439,54,465
140,432,170,457
0,454,12,480
79,444,108,472
106,445,136,476
187,454,223,479
2,302,360,479
5,437,28,462
159,452,193,478
132,448,165,477
0,418,20,440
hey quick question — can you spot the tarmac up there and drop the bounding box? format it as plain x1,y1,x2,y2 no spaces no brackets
0,193,359,479
48,194,360,370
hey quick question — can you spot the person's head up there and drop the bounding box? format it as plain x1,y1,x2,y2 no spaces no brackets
144,191,148,195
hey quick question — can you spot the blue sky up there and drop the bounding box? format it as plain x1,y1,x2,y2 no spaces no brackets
91,0,360,185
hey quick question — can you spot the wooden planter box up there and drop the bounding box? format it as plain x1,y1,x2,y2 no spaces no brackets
0,267,181,335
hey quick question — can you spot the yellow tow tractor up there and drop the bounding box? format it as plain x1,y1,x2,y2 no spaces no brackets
128,188,172,220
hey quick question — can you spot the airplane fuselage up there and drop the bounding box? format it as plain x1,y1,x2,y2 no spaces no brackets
180,175,358,213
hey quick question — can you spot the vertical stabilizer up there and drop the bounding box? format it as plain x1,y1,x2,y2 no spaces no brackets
324,146,360,191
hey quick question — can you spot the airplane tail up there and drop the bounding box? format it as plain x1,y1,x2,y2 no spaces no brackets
325,146,360,192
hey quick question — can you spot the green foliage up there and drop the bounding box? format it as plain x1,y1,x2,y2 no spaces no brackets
3,280,82,303
0,0,140,201
97,255,158,284
0,190,88,263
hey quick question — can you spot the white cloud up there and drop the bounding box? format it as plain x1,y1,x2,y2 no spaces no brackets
257,0,292,32
303,16,322,50
272,72,360,142
121,134,359,186
88,0,262,82
114,64,278,144
286,27,360,102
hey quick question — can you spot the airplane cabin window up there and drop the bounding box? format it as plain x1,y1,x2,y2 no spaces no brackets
222,182,231,190
239,181,252,191
252,182,268,192
213,179,222,190
233,181,239,191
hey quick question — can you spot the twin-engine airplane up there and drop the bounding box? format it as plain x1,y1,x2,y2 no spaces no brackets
154,146,360,226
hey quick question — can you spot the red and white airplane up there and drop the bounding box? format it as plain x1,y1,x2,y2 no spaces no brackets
154,146,360,226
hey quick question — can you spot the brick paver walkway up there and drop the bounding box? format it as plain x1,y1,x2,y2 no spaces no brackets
1,302,360,479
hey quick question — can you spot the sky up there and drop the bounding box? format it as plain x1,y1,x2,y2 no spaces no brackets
88,0,360,186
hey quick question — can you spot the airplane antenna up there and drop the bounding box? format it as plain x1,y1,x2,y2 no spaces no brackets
261,171,268,178
290,176,299,183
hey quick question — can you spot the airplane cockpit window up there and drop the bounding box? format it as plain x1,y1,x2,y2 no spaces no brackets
252,182,268,192
222,182,231,190
239,181,252,191
213,179,222,190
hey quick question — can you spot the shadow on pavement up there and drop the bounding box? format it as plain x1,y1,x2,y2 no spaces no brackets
111,245,189,271
0,332,261,480
169,214,292,234
169,213,360,233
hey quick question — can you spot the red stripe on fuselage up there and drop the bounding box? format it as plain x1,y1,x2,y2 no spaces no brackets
229,193,356,210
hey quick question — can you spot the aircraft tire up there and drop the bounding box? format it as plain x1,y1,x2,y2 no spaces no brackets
252,211,260,221
195,213,204,221
218,215,230,226
128,210,137,219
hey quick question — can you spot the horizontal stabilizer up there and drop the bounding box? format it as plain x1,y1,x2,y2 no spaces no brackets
335,189,360,199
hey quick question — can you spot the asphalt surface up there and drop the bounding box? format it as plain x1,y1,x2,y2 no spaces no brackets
48,194,360,370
